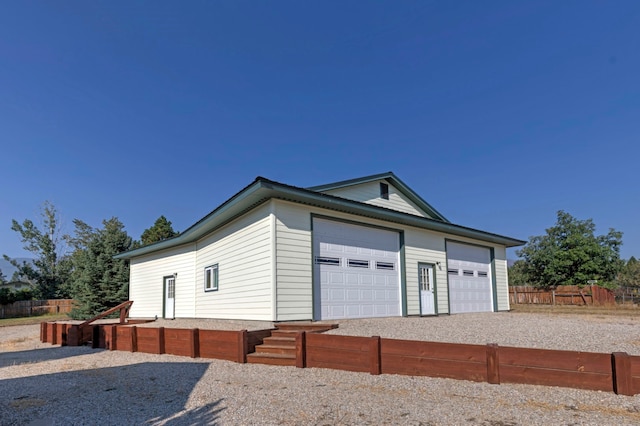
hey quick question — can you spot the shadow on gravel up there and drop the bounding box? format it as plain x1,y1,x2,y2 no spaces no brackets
0,346,97,368
0,361,224,425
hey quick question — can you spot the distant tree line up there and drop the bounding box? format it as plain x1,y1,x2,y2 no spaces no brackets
508,210,635,289
1,202,177,318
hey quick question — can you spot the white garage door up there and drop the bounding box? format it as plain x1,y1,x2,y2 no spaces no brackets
447,242,493,314
313,218,401,320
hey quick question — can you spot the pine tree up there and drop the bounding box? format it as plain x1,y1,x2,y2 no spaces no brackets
67,218,132,319
140,215,178,246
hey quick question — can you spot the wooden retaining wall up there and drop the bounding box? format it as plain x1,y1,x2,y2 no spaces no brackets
299,333,640,395
41,322,275,364
40,322,640,396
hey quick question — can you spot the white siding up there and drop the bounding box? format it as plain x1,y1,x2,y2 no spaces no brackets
129,244,196,318
272,200,511,318
194,203,273,320
404,230,448,315
274,201,313,321
493,246,510,311
322,181,430,218
129,199,511,320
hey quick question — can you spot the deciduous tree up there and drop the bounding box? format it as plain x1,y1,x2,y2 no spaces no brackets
516,211,623,289
617,257,640,288
3,201,70,299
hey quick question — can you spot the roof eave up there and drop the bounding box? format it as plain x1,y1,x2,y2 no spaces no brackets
307,172,450,223
116,177,524,260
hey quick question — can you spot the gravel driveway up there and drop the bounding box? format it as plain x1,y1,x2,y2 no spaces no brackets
2,312,640,425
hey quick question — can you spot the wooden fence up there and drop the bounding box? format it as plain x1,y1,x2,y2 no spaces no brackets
509,285,615,306
40,322,640,396
0,299,74,319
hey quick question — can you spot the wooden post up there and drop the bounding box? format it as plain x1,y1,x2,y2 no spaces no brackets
552,290,556,306
109,325,117,350
191,328,200,358
612,352,633,396
92,325,100,349
67,325,80,346
130,326,137,352
295,331,306,368
486,343,500,384
51,322,58,345
369,336,382,375
40,322,47,343
119,305,128,323
513,287,517,305
158,327,165,354
238,330,248,363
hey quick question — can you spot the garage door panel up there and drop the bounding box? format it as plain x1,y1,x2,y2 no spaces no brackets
447,242,493,314
314,219,401,320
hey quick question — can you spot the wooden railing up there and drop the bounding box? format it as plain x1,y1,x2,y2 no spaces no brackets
66,301,134,346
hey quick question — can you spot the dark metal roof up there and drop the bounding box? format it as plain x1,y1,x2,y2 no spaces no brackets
115,176,525,260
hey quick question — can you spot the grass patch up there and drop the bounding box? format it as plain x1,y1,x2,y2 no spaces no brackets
510,303,640,317
0,313,71,327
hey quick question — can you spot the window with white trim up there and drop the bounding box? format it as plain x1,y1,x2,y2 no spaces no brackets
204,264,219,292
380,182,389,200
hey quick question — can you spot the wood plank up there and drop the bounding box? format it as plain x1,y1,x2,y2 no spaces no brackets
381,354,487,382
486,343,500,384
136,328,160,354
500,365,612,392
612,352,633,396
370,336,381,375
629,355,640,376
306,334,371,351
306,348,369,371
295,331,306,368
116,327,132,352
631,377,640,395
308,360,370,373
381,338,486,362
499,346,611,373
192,329,200,358
199,329,243,343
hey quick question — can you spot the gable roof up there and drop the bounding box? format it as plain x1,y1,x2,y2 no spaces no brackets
115,175,525,260
307,172,449,222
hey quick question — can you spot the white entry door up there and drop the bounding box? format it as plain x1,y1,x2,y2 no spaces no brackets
164,276,175,319
419,263,436,315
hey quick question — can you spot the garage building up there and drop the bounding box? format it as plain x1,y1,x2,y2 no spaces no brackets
116,173,524,321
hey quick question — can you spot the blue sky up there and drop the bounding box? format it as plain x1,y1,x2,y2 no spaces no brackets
1,1,638,262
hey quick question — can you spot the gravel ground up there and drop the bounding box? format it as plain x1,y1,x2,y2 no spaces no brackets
2,312,640,425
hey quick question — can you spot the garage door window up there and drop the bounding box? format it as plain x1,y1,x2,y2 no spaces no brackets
348,259,369,268
376,261,395,270
315,256,340,266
